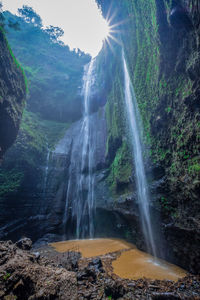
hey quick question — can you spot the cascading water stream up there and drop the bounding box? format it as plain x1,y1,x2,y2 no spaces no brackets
122,51,157,257
43,145,50,198
62,58,96,239
76,58,96,238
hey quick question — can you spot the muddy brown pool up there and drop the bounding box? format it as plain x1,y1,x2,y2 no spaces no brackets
51,238,187,281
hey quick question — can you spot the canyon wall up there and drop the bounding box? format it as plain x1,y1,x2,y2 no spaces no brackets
0,28,26,160
96,0,200,273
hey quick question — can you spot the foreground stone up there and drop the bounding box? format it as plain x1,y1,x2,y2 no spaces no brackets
0,240,77,299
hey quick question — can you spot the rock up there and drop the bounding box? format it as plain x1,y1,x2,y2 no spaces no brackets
77,258,104,282
0,240,77,300
104,278,125,299
15,237,32,250
77,268,97,282
88,258,104,273
0,29,26,160
170,6,193,31
32,251,40,261
1,240,200,299
151,292,181,299
64,251,81,271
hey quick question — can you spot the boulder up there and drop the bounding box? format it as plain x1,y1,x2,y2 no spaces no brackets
15,238,32,250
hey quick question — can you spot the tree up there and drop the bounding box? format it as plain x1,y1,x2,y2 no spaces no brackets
18,6,42,28
0,1,5,27
45,25,64,43
8,18,20,31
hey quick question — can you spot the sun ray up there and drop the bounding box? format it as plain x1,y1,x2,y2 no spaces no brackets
109,18,129,29
106,9,118,26
104,38,115,55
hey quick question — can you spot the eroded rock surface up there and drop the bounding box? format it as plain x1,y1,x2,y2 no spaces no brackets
1,239,200,300
0,29,26,160
0,240,77,299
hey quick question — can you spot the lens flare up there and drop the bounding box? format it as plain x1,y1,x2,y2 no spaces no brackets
101,19,110,40
102,5,127,53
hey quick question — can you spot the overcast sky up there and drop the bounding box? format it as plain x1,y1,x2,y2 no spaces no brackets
2,0,109,56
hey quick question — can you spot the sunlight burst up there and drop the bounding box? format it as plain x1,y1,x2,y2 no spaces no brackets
2,0,115,57
102,17,123,54
101,2,127,54
101,19,110,41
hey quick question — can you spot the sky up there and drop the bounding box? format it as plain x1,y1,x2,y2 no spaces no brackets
1,0,110,56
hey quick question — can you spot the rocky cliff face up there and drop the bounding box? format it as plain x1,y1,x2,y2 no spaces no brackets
0,28,26,160
95,0,200,273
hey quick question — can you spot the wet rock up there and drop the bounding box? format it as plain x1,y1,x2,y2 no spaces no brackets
32,251,40,261
151,292,181,300
16,238,32,250
170,6,193,31
164,222,200,274
0,240,77,299
0,30,26,160
77,267,97,282
2,240,200,299
59,251,81,271
77,258,104,283
0,240,17,265
104,278,125,299
88,258,104,273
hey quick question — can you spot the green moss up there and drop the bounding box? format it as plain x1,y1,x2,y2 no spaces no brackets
20,110,70,152
159,196,176,215
107,141,132,194
0,169,23,198
3,273,11,281
188,160,200,175
104,61,125,160
98,0,199,208
0,26,28,93
0,110,71,198
165,107,172,113
118,0,161,146
119,0,197,181
3,11,90,122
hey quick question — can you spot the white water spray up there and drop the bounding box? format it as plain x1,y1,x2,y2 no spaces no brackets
43,145,50,198
62,59,96,239
122,51,157,257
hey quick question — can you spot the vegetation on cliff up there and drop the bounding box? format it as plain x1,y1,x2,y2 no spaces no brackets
0,25,26,160
97,0,200,222
94,0,200,273
3,9,90,122
0,7,89,199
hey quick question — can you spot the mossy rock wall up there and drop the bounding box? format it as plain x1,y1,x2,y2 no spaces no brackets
97,0,200,221
95,0,200,273
95,43,134,196
0,28,26,160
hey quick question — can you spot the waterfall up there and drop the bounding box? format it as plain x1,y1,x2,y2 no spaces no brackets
122,51,157,257
43,145,50,198
76,58,96,238
63,59,96,239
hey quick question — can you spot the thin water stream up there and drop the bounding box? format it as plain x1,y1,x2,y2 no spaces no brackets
122,52,157,257
43,146,50,198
